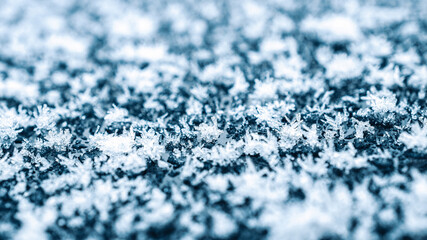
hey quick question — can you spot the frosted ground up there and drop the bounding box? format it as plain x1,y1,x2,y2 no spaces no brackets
1,0,427,239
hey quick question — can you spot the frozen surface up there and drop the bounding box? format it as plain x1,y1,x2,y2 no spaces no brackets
0,0,427,239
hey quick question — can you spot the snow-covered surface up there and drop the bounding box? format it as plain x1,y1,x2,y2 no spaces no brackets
0,0,427,239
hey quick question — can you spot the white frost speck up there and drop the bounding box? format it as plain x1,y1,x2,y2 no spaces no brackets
302,15,361,42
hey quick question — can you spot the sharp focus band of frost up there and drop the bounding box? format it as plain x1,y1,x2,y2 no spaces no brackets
1,0,427,239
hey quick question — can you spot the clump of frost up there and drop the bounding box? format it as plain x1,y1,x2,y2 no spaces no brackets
34,105,59,133
208,141,243,165
354,119,374,139
325,54,363,80
0,79,39,103
115,65,159,94
195,118,223,142
301,15,361,42
323,112,350,140
110,13,157,38
297,155,328,176
392,48,420,67
251,78,278,100
358,6,409,29
229,69,249,96
321,143,368,171
15,199,57,240
249,105,281,129
205,175,229,193
249,100,295,129
0,152,24,181
362,89,397,114
279,116,303,149
273,54,306,79
143,189,174,224
408,65,427,88
0,106,28,148
104,105,129,123
136,128,165,162
399,120,427,151
270,15,295,33
367,65,403,87
190,85,209,101
260,181,352,240
186,97,204,115
302,124,319,147
259,36,290,57
179,202,206,239
200,59,236,83
353,36,392,57
91,128,135,155
111,43,168,63
244,132,278,160
210,210,236,237
44,129,73,151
